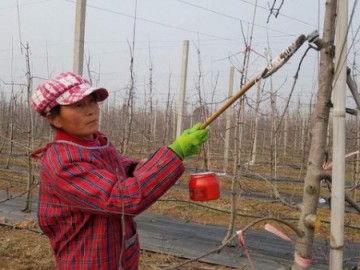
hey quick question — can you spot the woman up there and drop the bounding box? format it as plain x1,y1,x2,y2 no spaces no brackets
31,72,209,270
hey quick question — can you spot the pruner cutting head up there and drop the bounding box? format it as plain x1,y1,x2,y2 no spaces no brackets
307,30,319,43
262,30,322,79
306,30,323,50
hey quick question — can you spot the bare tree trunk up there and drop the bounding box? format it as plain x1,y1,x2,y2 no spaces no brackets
298,117,306,177
270,87,280,198
110,94,118,138
222,13,256,241
299,97,313,179
5,124,14,169
283,109,289,155
1,40,15,154
121,1,137,153
207,73,219,171
261,119,267,154
223,67,234,173
172,103,176,139
141,91,148,154
121,73,135,154
351,114,359,199
194,43,209,170
354,115,360,200
153,100,157,145
250,80,262,165
4,87,15,165
264,42,280,199
24,43,34,213
163,74,172,145
293,98,301,157
222,104,241,245
148,44,154,148
85,53,93,85
292,1,337,269
0,93,6,150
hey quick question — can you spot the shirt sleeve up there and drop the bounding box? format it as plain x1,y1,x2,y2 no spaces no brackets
42,145,184,216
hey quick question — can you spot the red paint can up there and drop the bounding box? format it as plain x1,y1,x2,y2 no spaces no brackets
189,172,220,201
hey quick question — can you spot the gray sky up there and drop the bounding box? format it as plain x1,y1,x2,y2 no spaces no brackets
0,0,359,111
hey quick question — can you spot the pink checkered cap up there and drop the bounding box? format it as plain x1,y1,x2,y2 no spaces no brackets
31,72,108,116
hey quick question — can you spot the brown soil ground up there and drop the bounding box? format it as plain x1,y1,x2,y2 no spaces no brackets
0,225,234,270
1,153,360,269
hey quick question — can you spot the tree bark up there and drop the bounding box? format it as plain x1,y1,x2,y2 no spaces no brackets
292,1,337,269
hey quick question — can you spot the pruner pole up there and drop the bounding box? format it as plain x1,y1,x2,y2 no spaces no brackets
200,33,309,130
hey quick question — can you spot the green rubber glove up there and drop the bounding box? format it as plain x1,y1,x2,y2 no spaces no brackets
169,123,209,160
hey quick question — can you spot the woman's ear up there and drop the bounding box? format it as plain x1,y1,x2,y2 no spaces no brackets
46,114,62,128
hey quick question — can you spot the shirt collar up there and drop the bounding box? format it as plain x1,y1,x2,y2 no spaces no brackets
54,129,104,147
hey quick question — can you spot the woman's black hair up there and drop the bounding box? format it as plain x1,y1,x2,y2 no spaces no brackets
49,105,61,117
48,105,61,129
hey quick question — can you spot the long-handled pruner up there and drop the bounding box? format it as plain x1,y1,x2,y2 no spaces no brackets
200,30,319,130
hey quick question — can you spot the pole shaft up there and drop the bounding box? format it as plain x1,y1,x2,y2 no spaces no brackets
176,40,189,136
73,0,87,75
200,76,257,129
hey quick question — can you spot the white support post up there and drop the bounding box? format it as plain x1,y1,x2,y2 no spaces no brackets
73,0,87,75
176,40,189,137
330,1,348,269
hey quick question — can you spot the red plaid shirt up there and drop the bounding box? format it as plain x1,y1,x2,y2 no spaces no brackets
35,129,184,269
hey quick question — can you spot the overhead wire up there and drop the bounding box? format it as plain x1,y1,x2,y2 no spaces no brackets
5,0,350,110
177,0,317,37
63,0,319,46
176,0,293,37
174,0,322,82
2,0,319,63
64,0,242,43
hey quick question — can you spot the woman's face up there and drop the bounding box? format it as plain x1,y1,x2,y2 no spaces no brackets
47,94,100,140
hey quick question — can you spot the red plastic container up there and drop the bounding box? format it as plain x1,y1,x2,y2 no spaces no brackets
189,172,220,201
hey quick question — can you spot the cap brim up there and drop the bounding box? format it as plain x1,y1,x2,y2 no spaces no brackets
58,87,108,105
